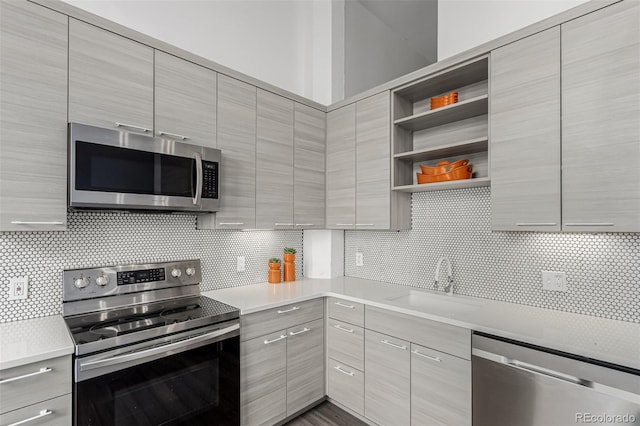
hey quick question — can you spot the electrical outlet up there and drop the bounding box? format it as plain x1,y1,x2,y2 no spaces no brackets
542,271,567,292
356,252,364,267
8,277,28,300
236,256,246,273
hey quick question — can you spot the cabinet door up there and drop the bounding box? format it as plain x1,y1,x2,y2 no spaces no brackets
328,358,364,416
411,343,471,426
326,104,356,229
0,1,67,231
356,92,391,230
294,103,326,229
364,330,410,426
69,19,153,132
256,90,294,229
286,319,324,416
562,0,640,232
215,75,257,229
240,330,287,426
490,27,561,232
154,50,217,147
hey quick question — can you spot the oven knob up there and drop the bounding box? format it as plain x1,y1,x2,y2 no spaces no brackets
185,267,196,277
96,275,110,286
171,268,182,278
74,277,89,289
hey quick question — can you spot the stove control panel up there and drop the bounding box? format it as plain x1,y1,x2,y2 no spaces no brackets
62,260,202,302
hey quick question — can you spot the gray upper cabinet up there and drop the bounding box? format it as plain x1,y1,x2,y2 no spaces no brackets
326,104,357,229
356,92,391,230
0,1,68,231
256,90,294,229
215,75,257,229
561,0,640,232
294,103,326,229
154,51,217,147
68,19,153,133
490,27,561,232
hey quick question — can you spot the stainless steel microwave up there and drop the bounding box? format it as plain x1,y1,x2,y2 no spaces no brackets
69,123,220,213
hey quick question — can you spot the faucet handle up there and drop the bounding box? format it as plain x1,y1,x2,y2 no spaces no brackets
433,280,439,291
443,276,454,295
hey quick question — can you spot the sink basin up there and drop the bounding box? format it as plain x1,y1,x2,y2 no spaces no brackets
386,290,483,315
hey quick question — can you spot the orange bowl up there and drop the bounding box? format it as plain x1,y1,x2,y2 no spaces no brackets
416,165,473,184
420,159,469,175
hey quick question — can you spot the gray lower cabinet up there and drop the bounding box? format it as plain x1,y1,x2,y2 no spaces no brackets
286,319,324,416
294,103,326,229
154,50,217,147
326,104,357,230
0,0,68,232
327,319,364,371
328,358,364,416
213,75,257,229
561,0,640,232
0,355,72,425
68,18,154,133
490,27,561,232
411,343,471,426
256,90,295,229
241,330,287,426
364,330,410,426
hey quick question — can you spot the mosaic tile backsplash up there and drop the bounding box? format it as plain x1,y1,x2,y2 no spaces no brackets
0,212,302,322
345,187,639,323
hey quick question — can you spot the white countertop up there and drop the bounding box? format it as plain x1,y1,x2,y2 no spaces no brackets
203,277,640,370
0,315,74,370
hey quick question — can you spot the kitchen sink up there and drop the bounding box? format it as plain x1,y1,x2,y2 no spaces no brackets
386,290,483,314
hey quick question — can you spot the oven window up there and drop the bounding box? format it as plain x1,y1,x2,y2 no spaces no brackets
75,337,239,426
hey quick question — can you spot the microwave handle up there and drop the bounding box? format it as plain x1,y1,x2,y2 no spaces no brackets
193,152,203,206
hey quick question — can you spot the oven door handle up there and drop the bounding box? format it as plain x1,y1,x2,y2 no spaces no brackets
79,323,239,372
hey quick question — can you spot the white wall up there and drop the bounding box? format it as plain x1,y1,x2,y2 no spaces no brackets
438,0,589,60
63,0,334,105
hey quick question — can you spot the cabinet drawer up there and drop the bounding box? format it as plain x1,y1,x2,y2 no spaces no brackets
241,299,323,341
365,305,470,359
328,358,364,416
0,356,71,414
327,297,364,327
327,319,364,370
0,393,71,426
411,343,471,426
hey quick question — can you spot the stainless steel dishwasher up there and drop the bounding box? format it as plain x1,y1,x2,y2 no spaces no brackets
472,333,640,426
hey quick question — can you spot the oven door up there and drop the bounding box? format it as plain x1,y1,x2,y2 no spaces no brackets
74,322,239,426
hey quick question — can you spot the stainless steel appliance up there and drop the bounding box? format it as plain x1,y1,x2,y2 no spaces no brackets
62,260,240,426
69,123,220,212
473,333,640,426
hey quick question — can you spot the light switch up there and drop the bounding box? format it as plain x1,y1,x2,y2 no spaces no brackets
237,256,246,273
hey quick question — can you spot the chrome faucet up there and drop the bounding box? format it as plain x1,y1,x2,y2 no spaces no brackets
434,257,454,295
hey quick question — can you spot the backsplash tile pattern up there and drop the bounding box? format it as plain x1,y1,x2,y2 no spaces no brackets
0,212,302,322
345,187,639,323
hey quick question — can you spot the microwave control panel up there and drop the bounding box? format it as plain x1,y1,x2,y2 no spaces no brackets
203,161,218,199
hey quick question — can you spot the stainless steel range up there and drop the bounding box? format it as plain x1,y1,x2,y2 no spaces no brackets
62,260,240,426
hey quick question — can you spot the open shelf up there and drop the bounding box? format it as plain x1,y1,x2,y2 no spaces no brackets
394,95,488,132
394,136,488,163
393,177,491,193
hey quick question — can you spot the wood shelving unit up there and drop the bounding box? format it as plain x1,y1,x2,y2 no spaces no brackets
391,55,490,191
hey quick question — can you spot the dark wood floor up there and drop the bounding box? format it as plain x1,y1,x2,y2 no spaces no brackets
284,401,368,426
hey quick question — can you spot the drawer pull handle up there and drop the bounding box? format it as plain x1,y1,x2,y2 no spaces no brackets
564,222,614,227
356,223,375,226
334,366,354,376
381,340,407,350
115,122,151,133
516,222,557,226
0,367,52,384
274,223,294,226
335,223,354,227
295,224,314,226
277,306,300,314
333,324,354,333
10,221,64,225
8,409,52,426
158,131,189,140
412,350,441,362
219,222,244,226
264,335,287,345
289,327,310,336
334,301,355,309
